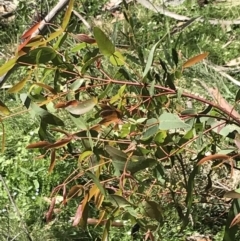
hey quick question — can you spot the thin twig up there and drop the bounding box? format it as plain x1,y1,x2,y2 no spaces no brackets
176,154,188,189
32,0,70,37
72,10,92,33
84,75,240,125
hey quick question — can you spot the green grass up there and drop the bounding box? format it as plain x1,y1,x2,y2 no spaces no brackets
1,0,240,240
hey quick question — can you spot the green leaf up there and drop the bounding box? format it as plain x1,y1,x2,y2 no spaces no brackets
136,118,147,124
125,53,141,65
79,151,93,162
148,80,155,97
114,67,132,80
18,47,57,65
159,58,168,73
53,30,67,49
65,98,98,115
110,93,120,104
109,195,132,207
118,84,126,96
120,123,131,138
166,73,176,90
0,100,10,116
70,115,87,130
159,113,190,130
8,77,30,93
163,46,174,68
36,47,57,64
102,219,111,241
69,79,84,91
38,120,49,141
52,55,64,66
83,49,99,62
153,163,166,185
175,70,182,79
128,157,156,174
105,145,127,175
223,199,240,241
93,27,115,56
31,103,64,126
141,118,159,140
70,43,87,52
0,56,18,76
86,171,107,197
182,166,199,229
81,55,102,74
99,83,113,100
212,122,240,137
143,200,163,223
154,131,167,144
172,48,179,67
181,109,196,115
218,149,235,155
20,93,31,109
61,0,74,30
143,40,160,79
235,89,240,102
109,51,125,66
185,166,199,208
177,129,194,146
106,145,127,162
106,146,156,175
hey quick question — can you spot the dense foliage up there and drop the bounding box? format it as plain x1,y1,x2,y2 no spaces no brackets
1,0,240,240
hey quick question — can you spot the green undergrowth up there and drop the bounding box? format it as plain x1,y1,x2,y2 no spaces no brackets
1,0,240,240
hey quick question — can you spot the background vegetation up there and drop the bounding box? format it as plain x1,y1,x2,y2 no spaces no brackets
1,0,240,240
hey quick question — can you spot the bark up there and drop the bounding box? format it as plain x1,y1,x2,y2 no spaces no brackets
32,0,69,37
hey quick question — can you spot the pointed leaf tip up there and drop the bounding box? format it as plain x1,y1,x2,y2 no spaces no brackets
93,27,115,56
